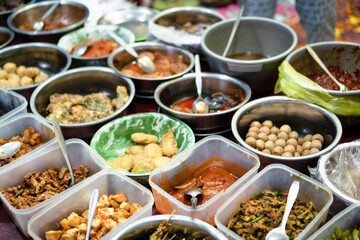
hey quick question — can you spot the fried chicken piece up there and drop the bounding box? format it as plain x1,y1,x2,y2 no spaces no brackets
160,126,178,157
131,133,158,144
107,155,134,172
126,145,145,155
143,143,163,158
131,159,153,173
152,156,171,169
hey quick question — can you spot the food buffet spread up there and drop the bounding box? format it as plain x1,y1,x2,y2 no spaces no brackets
1,1,360,240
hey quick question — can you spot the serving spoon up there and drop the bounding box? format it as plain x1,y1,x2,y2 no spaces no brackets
33,1,60,31
185,188,203,208
222,5,244,57
192,54,209,114
52,116,75,187
0,141,21,160
265,180,300,240
108,31,156,74
305,45,348,92
85,189,99,240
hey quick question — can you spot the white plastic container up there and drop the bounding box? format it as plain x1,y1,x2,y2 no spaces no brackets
215,164,333,240
149,135,260,225
308,202,360,240
0,87,27,123
0,113,56,174
28,169,154,240
0,139,107,237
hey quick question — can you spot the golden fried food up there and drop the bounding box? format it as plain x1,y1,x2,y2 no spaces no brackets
143,143,163,158
126,145,145,155
131,160,153,173
108,155,134,172
160,126,178,157
131,133,158,144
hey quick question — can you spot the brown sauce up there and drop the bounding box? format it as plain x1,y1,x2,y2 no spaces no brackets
169,166,239,206
227,52,267,61
307,67,360,91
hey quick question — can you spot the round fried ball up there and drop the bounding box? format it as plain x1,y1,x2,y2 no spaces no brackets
250,121,261,128
275,138,286,148
0,79,9,87
302,149,310,156
272,146,284,156
277,131,288,141
7,77,20,87
256,139,265,150
294,152,301,157
284,145,295,155
262,149,271,154
311,140,322,150
0,69,8,79
282,152,293,157
259,126,270,135
310,148,320,154
16,65,26,78
262,120,273,128
268,133,277,142
288,131,298,140
304,134,313,142
25,67,40,78
249,127,260,133
312,134,324,143
286,138,297,148
302,141,311,150
280,124,291,134
270,126,280,135
3,62,16,73
257,132,268,142
265,140,275,151
20,76,33,86
296,145,303,154
34,73,48,84
297,137,304,145
245,137,256,148
246,131,258,139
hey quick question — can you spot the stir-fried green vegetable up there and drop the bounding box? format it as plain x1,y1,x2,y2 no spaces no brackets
227,190,317,240
323,226,360,240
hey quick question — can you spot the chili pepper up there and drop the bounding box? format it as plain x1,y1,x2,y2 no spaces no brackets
251,215,264,223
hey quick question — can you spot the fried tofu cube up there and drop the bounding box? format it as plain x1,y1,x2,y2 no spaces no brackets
110,193,127,203
97,195,110,208
81,210,89,219
103,219,117,231
68,215,82,228
91,218,102,231
78,223,87,233
95,227,108,240
45,230,63,240
77,232,86,240
60,228,78,240
130,203,142,215
97,208,114,221
114,208,131,219
60,218,70,229
112,211,127,224
119,201,131,211
109,199,119,208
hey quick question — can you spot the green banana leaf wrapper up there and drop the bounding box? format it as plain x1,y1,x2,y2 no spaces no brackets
275,61,360,116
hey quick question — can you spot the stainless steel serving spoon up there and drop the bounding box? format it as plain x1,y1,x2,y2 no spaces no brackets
192,54,209,114
85,189,99,240
33,1,60,31
185,188,203,208
305,45,348,92
108,31,156,74
265,180,300,240
222,5,244,57
0,141,21,159
52,116,75,187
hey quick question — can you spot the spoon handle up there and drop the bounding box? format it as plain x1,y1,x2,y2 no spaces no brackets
195,54,202,97
85,189,99,240
41,1,60,21
52,116,75,187
222,5,244,57
305,45,347,91
280,180,300,231
108,31,138,58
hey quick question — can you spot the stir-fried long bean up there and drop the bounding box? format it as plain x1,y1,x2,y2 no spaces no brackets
323,226,360,240
227,190,317,240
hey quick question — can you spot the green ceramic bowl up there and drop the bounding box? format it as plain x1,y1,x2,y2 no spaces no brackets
57,25,135,67
90,112,195,184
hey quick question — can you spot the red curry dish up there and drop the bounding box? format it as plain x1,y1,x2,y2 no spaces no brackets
307,67,360,91
72,40,119,58
169,166,239,206
19,21,67,31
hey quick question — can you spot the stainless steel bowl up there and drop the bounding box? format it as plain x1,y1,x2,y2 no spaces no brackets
7,0,89,43
108,42,194,98
154,72,251,132
0,0,35,27
148,6,225,54
0,42,71,101
201,17,297,94
106,214,227,240
0,26,14,49
285,41,360,97
231,96,342,173
97,6,156,41
30,66,135,140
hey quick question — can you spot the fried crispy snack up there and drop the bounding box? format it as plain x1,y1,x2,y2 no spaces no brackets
131,133,158,144
160,126,178,157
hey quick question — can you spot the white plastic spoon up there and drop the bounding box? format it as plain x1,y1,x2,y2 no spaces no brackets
0,141,21,159
192,54,209,114
85,189,99,240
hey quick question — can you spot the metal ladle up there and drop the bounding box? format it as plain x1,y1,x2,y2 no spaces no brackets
192,54,209,114
185,188,203,208
305,45,348,92
265,180,300,240
33,1,60,31
85,189,99,240
222,5,244,57
0,141,21,160
108,31,156,74
52,116,75,187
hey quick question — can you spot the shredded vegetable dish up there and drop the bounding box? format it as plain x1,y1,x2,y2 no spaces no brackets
227,190,317,240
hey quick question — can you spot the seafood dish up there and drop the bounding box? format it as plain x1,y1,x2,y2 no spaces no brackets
245,120,324,157
45,86,129,124
108,126,178,173
227,190,318,240
0,62,48,88
45,193,142,240
120,51,189,78
171,91,242,114
169,165,239,206
0,165,90,209
307,67,360,91
71,39,119,58
0,127,44,167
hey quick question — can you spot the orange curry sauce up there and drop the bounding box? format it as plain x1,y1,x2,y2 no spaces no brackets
169,166,239,206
